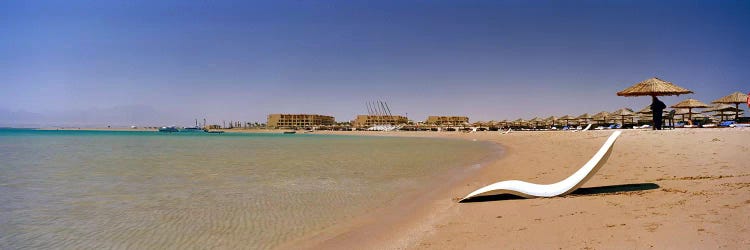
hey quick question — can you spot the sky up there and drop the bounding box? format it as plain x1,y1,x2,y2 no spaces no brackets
1,0,749,127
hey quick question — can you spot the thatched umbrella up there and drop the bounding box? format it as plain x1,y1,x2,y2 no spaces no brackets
616,77,694,97
576,113,592,125
712,92,749,121
545,116,558,127
529,117,543,128
638,105,664,115
673,108,701,121
706,104,742,113
513,118,526,128
559,115,575,126
592,111,611,124
617,77,693,126
671,98,710,121
713,111,743,121
637,105,653,115
499,119,509,127
612,108,636,125
704,104,743,121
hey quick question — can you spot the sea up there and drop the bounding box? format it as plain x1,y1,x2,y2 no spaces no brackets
0,128,498,249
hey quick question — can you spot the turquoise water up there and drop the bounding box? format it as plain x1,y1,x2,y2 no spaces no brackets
0,129,497,249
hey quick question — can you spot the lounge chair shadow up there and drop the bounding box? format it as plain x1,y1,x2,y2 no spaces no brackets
570,183,660,195
460,183,660,203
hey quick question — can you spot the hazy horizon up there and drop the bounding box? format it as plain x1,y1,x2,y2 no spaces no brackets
2,0,748,127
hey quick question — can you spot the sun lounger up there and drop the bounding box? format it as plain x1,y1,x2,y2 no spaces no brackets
582,124,592,131
460,131,621,201
573,124,592,132
719,121,736,127
501,128,511,134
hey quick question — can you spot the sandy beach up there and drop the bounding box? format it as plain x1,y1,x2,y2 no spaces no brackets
278,128,750,249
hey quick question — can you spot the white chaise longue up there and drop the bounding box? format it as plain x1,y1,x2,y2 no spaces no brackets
460,131,621,202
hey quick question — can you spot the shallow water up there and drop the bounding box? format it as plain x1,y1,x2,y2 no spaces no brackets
0,129,495,249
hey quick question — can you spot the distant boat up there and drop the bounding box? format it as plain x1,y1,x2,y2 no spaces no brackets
206,130,224,134
158,126,179,132
180,126,204,132
283,131,296,134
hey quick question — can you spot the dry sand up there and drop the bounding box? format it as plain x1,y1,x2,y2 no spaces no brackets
288,128,750,249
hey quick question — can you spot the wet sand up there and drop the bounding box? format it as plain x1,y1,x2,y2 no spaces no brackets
290,128,750,249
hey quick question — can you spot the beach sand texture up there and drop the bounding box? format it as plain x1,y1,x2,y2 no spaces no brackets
296,128,750,249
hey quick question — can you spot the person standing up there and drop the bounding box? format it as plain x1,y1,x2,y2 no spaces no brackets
651,96,667,130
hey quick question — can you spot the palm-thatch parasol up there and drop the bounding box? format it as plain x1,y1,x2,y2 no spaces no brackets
713,111,743,121
499,119,509,127
513,118,526,127
671,98,710,121
559,115,575,126
636,105,668,119
611,108,636,125
705,104,742,112
637,105,653,114
545,116,558,127
704,104,743,121
616,77,693,126
712,92,749,121
576,113,592,125
616,77,694,97
673,108,701,121
592,111,611,124
528,117,544,128
636,106,654,122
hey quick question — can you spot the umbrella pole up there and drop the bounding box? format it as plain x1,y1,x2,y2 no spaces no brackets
736,103,740,121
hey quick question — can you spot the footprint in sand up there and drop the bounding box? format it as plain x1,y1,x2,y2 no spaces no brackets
644,223,661,232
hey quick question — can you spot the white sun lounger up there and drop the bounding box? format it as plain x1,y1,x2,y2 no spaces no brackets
572,123,592,132
460,131,621,201
501,128,511,134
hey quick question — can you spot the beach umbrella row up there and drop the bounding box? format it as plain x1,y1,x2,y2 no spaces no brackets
670,98,710,121
712,92,749,121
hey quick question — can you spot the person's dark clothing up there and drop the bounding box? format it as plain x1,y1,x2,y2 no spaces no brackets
651,97,667,130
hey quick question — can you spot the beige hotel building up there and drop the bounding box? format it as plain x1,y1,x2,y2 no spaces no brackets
353,115,408,128
267,114,335,129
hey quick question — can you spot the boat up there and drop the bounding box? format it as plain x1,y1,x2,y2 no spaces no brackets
180,119,205,132
283,131,296,134
180,126,205,132
205,130,224,134
158,126,179,132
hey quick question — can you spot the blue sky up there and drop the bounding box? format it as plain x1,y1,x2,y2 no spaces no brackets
1,0,748,126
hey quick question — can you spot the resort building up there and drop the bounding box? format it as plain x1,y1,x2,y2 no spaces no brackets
267,114,335,129
425,116,470,126
353,115,408,128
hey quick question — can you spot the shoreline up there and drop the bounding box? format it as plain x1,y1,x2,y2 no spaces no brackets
278,131,506,250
